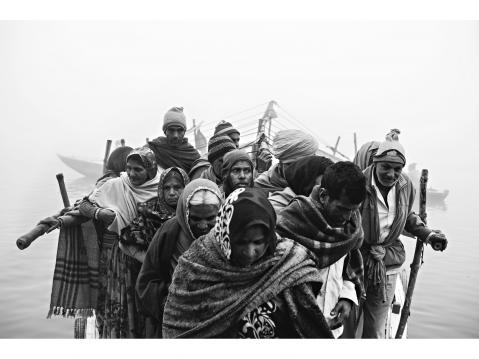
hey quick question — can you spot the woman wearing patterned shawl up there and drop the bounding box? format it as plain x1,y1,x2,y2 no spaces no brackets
120,167,189,263
162,188,333,338
79,147,161,338
136,178,222,338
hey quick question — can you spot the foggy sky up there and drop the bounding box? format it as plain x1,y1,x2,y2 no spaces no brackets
1,21,478,192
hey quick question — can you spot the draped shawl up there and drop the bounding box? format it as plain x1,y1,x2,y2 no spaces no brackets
89,170,161,234
254,164,289,194
276,185,365,299
162,234,332,338
148,136,200,173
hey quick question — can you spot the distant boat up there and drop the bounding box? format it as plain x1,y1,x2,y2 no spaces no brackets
57,154,103,178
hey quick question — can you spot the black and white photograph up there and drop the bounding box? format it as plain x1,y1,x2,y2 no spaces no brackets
0,1,478,352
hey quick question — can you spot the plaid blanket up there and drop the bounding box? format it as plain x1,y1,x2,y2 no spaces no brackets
47,210,100,318
276,186,365,300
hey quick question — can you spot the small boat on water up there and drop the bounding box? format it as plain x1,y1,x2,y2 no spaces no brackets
57,154,103,178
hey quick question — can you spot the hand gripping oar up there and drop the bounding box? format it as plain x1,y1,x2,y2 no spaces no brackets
16,173,71,250
395,169,428,338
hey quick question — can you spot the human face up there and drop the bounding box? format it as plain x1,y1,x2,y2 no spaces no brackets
230,225,268,267
375,161,404,188
188,204,219,238
126,158,149,186
163,176,184,208
229,133,240,148
228,161,253,190
319,189,360,228
165,125,185,145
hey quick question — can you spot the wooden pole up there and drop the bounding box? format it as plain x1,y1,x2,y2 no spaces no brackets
56,173,70,208
16,173,71,250
333,136,341,156
102,139,112,174
395,169,428,338
354,132,358,155
120,139,125,147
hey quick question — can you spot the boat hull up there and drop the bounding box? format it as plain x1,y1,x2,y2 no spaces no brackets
57,154,103,178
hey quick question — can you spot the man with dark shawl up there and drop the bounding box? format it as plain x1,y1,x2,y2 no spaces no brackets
162,188,333,338
147,106,200,173
358,130,448,338
136,179,222,338
254,129,320,194
276,161,367,338
221,149,254,197
269,155,334,213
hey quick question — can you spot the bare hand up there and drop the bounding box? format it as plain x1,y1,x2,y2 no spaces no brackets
329,299,352,330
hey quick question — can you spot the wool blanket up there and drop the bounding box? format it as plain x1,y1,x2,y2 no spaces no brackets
162,234,333,338
276,186,365,300
48,210,100,319
148,136,200,173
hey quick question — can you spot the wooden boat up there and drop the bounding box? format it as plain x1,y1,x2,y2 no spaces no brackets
57,154,103,178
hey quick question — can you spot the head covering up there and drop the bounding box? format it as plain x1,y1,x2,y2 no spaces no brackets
221,149,253,179
105,146,134,175
272,129,319,164
214,188,277,261
176,179,222,241
157,167,190,215
207,135,236,164
214,120,240,137
373,129,406,165
284,155,334,196
126,146,158,179
353,141,380,170
163,106,187,132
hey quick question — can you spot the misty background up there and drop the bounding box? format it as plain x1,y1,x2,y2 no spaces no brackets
0,21,478,338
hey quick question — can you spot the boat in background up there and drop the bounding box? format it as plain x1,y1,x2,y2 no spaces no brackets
57,154,103,178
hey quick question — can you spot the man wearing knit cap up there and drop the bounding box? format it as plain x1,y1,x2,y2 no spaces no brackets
214,120,241,148
221,149,254,197
358,129,448,338
147,107,200,173
200,135,236,186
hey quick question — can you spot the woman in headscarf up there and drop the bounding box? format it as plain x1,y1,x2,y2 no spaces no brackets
269,155,334,213
162,188,333,338
78,146,161,338
136,178,222,338
120,167,189,263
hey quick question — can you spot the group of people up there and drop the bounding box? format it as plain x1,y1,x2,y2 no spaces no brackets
46,107,448,339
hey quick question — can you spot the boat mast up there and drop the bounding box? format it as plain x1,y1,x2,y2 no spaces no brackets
252,100,277,164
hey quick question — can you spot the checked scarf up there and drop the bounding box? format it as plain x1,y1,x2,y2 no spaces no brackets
276,185,365,300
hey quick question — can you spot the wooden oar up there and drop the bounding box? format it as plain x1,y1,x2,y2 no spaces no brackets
102,139,112,174
16,173,71,250
395,169,428,338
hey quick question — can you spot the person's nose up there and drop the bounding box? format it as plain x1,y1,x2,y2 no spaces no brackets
198,220,208,230
168,188,176,196
238,170,246,179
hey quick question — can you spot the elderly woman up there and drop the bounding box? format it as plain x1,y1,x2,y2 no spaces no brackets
120,167,189,263
269,155,334,213
162,188,333,338
136,178,222,338
79,147,161,338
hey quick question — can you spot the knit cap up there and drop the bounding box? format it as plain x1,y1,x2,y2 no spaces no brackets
221,149,253,179
207,135,236,164
163,107,187,132
373,129,406,165
214,120,240,137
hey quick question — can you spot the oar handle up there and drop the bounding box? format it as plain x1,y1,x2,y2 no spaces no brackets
16,223,50,250
56,173,70,208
